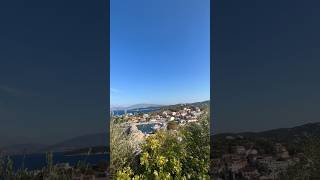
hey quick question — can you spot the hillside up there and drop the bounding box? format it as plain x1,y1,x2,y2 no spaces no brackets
111,101,210,111
43,132,108,152
0,132,108,155
0,144,48,155
111,104,162,111
64,146,108,156
212,122,320,143
159,100,210,111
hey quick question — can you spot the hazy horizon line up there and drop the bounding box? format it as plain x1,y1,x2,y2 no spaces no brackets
111,99,210,108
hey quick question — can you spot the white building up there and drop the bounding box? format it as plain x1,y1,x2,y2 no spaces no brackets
228,160,247,173
187,119,197,123
246,149,258,156
162,111,168,116
234,146,246,155
143,114,149,118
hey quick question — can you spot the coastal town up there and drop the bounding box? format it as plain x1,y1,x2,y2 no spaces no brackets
210,135,302,180
111,104,209,156
110,102,211,178
111,104,207,136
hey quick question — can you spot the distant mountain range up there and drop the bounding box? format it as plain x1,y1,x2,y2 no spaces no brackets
110,101,210,111
0,132,108,155
188,100,210,107
111,104,163,111
43,132,108,152
1,101,211,155
0,144,48,155
212,122,320,143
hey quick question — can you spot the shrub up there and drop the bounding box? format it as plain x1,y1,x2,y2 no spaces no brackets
181,114,210,178
167,121,178,130
116,114,210,179
110,121,136,177
280,137,320,179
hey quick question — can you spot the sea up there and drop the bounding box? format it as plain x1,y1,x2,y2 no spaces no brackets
137,123,157,134
10,152,109,171
7,108,159,171
112,107,160,116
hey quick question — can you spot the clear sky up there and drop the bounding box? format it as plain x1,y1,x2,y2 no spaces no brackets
111,0,210,106
0,0,107,146
213,0,320,133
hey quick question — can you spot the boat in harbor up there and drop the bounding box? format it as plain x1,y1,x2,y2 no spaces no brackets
152,124,161,130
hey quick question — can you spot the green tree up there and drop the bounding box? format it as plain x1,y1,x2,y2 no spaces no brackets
181,114,210,179
117,130,187,179
280,137,320,179
46,152,53,173
5,156,14,179
110,121,136,177
116,113,210,179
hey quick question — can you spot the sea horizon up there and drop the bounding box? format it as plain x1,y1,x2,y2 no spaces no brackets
111,99,210,109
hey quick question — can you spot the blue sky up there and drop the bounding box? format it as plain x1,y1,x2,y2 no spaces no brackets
111,0,210,106
213,0,320,133
0,0,107,145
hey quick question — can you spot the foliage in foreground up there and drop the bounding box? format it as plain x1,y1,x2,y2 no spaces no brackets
115,114,210,180
0,152,95,180
110,121,136,177
279,137,320,180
